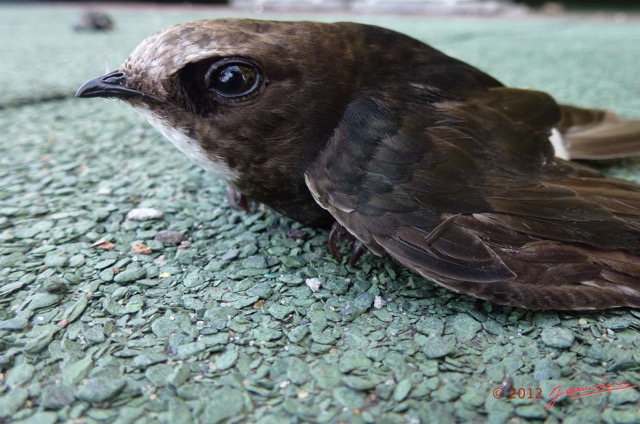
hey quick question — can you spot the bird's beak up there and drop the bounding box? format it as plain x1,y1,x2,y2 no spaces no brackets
76,70,150,100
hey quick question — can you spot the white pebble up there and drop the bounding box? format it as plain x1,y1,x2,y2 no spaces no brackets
305,278,322,292
374,296,387,309
126,207,164,221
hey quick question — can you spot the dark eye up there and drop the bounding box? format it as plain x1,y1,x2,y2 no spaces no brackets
205,60,261,98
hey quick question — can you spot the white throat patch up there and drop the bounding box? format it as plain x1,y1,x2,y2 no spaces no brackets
135,107,239,183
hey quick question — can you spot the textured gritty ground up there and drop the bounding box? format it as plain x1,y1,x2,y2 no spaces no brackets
1,4,640,424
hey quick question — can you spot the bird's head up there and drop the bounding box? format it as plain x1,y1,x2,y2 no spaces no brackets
77,19,364,196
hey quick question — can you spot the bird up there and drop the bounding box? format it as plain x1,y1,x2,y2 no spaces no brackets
76,19,640,310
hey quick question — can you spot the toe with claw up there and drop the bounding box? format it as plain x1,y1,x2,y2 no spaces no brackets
226,186,251,213
328,222,367,266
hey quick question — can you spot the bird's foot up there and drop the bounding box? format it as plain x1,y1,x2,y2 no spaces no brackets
328,222,367,266
226,186,251,213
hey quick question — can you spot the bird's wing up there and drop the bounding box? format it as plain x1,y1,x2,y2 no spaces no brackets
305,92,640,309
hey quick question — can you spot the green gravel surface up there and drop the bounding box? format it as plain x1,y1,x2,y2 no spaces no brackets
2,4,640,424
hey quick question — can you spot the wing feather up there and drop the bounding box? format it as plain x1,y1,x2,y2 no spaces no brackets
306,95,640,309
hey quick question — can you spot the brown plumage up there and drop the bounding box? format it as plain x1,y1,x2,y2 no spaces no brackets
558,105,640,159
77,19,640,310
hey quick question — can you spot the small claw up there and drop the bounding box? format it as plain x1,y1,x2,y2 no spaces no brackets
328,222,367,266
349,241,367,267
226,186,251,213
328,222,346,261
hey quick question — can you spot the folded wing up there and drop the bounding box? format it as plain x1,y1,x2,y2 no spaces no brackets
306,92,640,310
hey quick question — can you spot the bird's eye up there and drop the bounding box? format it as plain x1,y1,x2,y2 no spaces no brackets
205,60,261,98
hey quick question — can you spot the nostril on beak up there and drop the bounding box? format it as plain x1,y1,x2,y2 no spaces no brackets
103,72,126,85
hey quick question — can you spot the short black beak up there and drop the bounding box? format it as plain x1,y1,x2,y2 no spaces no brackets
76,71,149,100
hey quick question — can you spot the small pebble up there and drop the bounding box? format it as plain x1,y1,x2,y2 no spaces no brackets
6,363,35,388
422,335,456,359
515,405,547,420
286,229,308,239
91,239,116,250
214,350,239,371
76,377,126,403
44,253,68,267
113,267,147,283
0,388,28,417
452,314,482,342
41,384,75,409
154,230,185,245
305,278,322,292
540,327,575,349
131,242,152,255
393,379,413,402
373,296,386,309
15,411,58,424
126,208,164,221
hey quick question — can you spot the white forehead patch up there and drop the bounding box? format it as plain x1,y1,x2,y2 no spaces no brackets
134,106,239,183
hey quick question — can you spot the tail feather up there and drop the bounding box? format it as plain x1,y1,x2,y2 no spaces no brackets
558,105,640,160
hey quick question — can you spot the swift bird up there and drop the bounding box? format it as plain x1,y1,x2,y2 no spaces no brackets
77,19,640,310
